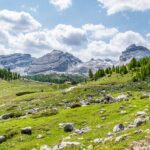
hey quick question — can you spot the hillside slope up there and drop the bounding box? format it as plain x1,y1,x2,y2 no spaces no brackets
0,74,150,150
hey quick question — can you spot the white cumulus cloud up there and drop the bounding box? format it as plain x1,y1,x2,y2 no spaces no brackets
98,0,150,15
0,10,149,61
0,10,41,33
49,0,72,10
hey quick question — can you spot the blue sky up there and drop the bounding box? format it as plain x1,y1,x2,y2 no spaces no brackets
0,0,149,60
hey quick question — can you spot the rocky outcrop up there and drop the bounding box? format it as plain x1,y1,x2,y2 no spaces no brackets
0,53,33,74
113,124,125,133
120,44,150,64
0,135,6,143
21,127,32,135
69,58,116,74
27,50,82,74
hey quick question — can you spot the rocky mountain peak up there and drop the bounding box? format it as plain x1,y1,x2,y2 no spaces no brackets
125,44,149,52
27,50,82,74
120,44,150,62
0,53,33,70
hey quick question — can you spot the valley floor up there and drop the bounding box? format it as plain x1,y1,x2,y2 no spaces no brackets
0,74,150,150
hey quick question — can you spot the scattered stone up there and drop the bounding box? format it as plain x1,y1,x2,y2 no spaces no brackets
101,94,116,104
145,116,150,121
96,125,103,129
63,136,71,140
128,124,135,128
21,127,32,135
134,118,144,127
113,124,124,133
27,108,40,114
70,103,81,109
120,110,127,115
87,144,93,150
59,123,74,128
74,127,91,134
0,113,14,120
119,105,126,110
64,124,74,132
37,134,43,139
117,94,128,101
93,138,103,144
0,135,6,143
115,134,128,142
53,142,80,150
107,132,114,137
144,129,150,134
134,130,143,134
101,117,106,120
103,137,113,143
40,145,52,150
136,111,146,116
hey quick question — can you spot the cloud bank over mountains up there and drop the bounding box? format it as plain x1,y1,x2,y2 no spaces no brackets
0,9,149,61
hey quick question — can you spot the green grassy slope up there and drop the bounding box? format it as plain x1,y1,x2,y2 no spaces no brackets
0,73,150,150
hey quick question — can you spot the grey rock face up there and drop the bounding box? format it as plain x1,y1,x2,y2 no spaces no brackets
0,53,33,72
69,58,116,74
1,44,150,75
27,50,82,74
120,44,150,63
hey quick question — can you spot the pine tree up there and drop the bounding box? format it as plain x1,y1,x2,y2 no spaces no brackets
88,69,94,80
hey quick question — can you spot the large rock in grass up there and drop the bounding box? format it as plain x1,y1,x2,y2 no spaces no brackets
113,124,124,133
100,94,116,104
0,135,6,143
0,113,14,120
21,127,32,135
64,123,74,132
134,118,144,127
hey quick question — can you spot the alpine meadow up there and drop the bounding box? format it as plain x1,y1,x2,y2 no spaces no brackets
0,0,150,150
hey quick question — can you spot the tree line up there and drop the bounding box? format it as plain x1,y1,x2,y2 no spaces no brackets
0,68,20,80
26,73,87,84
89,57,150,81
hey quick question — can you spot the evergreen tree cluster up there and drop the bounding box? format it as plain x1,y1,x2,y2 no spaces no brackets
131,57,150,81
89,57,150,81
0,68,20,80
88,64,128,80
26,73,87,84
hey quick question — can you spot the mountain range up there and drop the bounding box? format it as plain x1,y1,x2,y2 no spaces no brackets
0,44,150,75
